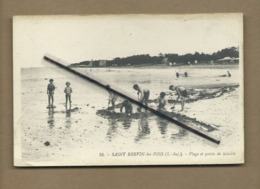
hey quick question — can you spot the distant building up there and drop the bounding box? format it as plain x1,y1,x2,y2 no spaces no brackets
99,60,107,67
231,57,239,63
217,57,232,64
161,57,168,64
217,57,239,64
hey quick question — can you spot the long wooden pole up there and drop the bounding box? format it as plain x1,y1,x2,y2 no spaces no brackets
44,54,220,145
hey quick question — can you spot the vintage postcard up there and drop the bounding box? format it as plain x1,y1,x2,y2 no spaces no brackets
13,14,244,166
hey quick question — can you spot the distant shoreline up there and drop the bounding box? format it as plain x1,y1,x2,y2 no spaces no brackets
72,64,239,70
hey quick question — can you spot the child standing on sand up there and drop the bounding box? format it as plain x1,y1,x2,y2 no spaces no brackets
64,82,72,110
47,79,56,108
133,84,150,112
106,85,118,112
169,85,188,111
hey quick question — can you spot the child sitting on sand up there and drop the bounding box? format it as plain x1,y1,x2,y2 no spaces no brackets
120,100,133,115
156,92,167,111
64,82,72,110
133,84,150,112
47,79,56,108
169,85,188,111
220,71,231,77
106,85,118,112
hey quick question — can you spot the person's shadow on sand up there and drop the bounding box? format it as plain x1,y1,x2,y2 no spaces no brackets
106,118,119,141
65,112,72,129
156,117,169,135
47,110,55,129
135,115,150,142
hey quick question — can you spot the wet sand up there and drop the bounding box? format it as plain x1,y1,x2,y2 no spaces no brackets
16,65,243,165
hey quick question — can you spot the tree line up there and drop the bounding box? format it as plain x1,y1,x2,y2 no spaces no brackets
70,47,239,67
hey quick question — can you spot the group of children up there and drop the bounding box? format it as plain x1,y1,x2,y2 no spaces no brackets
107,83,188,115
47,79,73,110
47,78,188,113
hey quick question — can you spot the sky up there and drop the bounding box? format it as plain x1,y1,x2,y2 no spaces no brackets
13,14,243,68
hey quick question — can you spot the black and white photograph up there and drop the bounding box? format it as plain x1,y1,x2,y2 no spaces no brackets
13,14,244,166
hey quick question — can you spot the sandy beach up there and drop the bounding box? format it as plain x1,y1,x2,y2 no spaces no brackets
16,64,243,166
